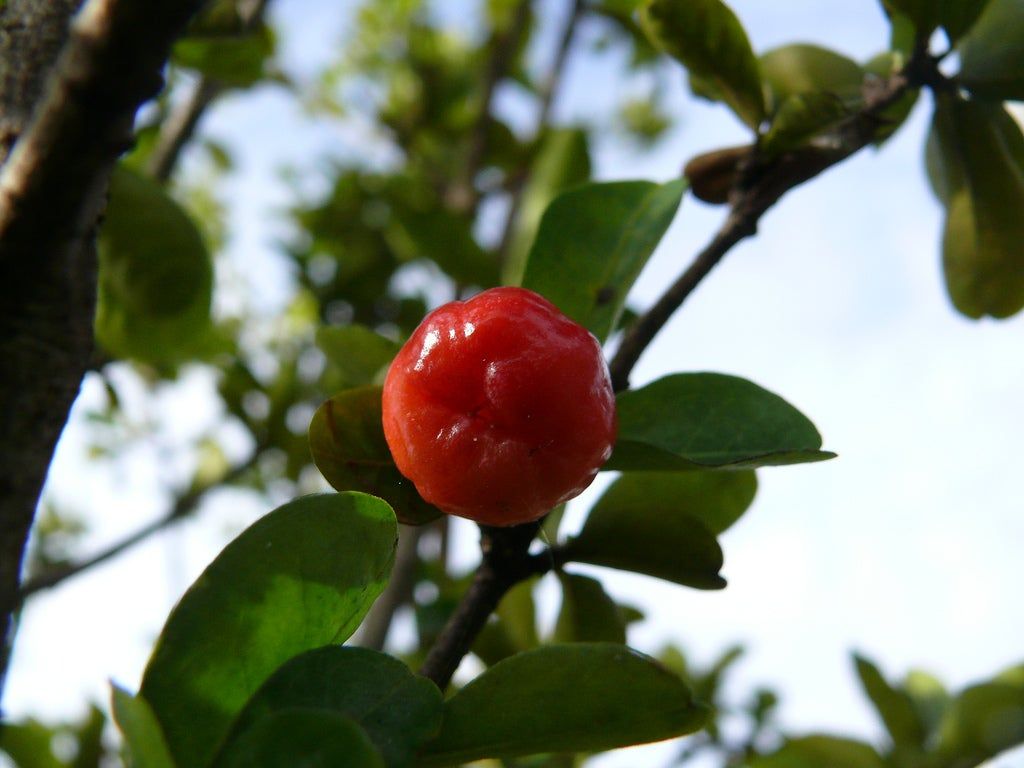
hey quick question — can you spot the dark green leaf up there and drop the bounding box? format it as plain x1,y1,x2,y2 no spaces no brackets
607,373,835,471
591,470,756,536
139,493,398,768
419,644,709,765
565,480,726,589
503,128,591,285
95,165,214,366
316,325,399,388
554,572,627,644
863,52,919,145
641,0,765,128
222,646,441,768
958,0,1024,100
216,709,384,768
520,180,685,341
929,95,1024,318
747,735,885,768
852,654,927,749
309,386,442,525
70,704,106,768
173,24,275,88
471,578,540,666
941,0,995,40
880,0,940,36
760,44,864,114
931,665,1024,768
111,686,176,768
762,92,850,155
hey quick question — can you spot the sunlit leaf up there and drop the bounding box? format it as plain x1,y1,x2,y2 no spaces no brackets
746,735,885,768
853,654,927,749
111,686,176,768
521,180,685,341
139,493,397,768
641,0,765,128
760,44,864,114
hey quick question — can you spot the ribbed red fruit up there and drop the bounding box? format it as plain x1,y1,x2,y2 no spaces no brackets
382,286,617,527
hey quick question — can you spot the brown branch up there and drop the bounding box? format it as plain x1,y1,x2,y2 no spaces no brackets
495,0,585,263
448,0,532,213
17,446,263,601
146,0,271,183
418,521,546,690
0,0,207,695
608,62,923,391
357,523,426,651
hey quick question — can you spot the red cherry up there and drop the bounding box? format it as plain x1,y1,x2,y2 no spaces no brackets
382,286,617,527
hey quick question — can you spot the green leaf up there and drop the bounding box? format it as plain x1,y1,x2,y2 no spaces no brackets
762,92,850,155
565,481,726,590
216,710,384,768
747,735,885,768
172,24,275,88
0,720,64,768
591,470,757,536
111,686,177,768
904,669,951,736
96,165,214,366
958,0,1024,100
852,654,927,749
941,0,995,41
929,95,1024,319
503,128,591,285
419,644,709,765
316,325,399,388
520,180,685,342
641,0,765,128
554,572,627,644
880,0,940,36
863,52,919,145
606,373,835,471
308,386,442,525
139,493,398,768
472,579,541,666
221,646,442,768
760,44,865,114
931,671,1024,768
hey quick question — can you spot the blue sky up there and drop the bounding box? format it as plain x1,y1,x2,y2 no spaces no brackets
5,2,1023,766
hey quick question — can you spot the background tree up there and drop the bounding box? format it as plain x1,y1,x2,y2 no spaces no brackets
1,0,1022,765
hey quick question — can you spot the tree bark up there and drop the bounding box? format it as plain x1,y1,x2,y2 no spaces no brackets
0,0,207,701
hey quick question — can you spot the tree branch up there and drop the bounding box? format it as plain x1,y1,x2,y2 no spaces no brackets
608,62,923,391
418,521,546,690
17,445,263,601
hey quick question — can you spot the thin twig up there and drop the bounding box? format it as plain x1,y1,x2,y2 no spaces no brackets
608,62,924,391
17,445,263,600
357,523,425,651
495,0,585,263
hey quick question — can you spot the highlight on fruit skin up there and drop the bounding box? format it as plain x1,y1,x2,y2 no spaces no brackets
382,286,617,527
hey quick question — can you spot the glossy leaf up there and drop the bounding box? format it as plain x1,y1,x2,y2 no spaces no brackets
139,493,398,768
565,479,726,589
554,572,627,644
216,710,384,768
760,44,864,113
316,325,399,388
173,24,275,88
222,646,442,768
95,165,214,366
503,128,591,285
747,735,884,768
958,0,1024,100
309,386,442,525
931,666,1024,768
521,180,685,341
641,0,765,128
929,96,1024,318
419,644,709,765
593,470,757,536
852,654,926,749
111,686,176,768
607,373,835,471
